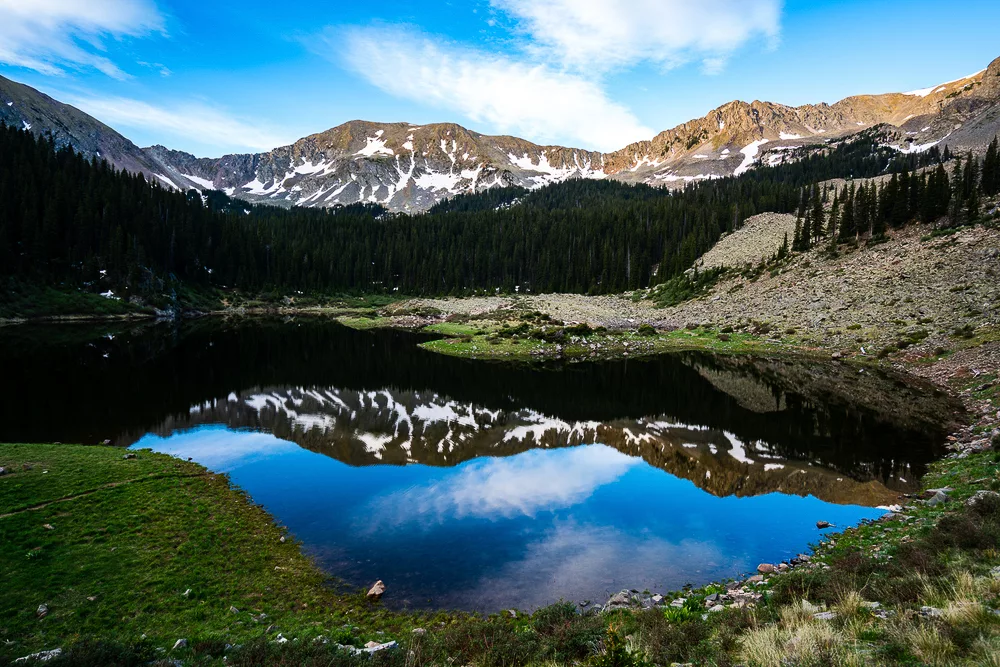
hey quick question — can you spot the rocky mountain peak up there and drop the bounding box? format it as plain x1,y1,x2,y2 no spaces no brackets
3,53,1000,212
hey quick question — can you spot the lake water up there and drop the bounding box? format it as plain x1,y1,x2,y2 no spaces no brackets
0,318,962,611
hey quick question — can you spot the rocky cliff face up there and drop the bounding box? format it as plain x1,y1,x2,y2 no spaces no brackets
4,55,1000,212
0,75,179,187
149,120,606,212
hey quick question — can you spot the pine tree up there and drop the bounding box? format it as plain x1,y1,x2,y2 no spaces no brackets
983,136,1000,197
811,185,825,242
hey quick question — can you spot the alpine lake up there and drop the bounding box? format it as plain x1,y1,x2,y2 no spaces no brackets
0,318,963,612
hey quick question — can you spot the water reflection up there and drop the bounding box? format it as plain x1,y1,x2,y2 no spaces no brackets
0,318,964,611
362,446,640,525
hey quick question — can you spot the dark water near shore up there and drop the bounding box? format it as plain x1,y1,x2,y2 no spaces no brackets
0,318,962,610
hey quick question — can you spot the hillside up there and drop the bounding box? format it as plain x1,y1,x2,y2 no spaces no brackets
3,55,1000,212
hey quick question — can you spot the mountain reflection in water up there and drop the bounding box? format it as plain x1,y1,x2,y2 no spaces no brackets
0,318,963,610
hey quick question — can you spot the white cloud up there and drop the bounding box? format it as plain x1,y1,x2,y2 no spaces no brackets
493,0,782,72
334,26,653,151
62,94,293,154
363,444,640,527
0,0,165,79
133,427,300,473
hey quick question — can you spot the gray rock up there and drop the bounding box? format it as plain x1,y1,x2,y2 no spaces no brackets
708,604,725,613
991,566,1000,580
800,600,824,614
122,453,136,460
0,466,7,475
965,490,1000,508
172,639,188,651
14,649,62,664
926,491,950,507
603,590,640,612
920,606,943,618
411,628,426,636
229,605,240,614
36,604,49,618
182,589,192,598
813,611,837,621
274,634,288,644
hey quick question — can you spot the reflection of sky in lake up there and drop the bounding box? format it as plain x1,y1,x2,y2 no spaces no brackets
134,425,886,611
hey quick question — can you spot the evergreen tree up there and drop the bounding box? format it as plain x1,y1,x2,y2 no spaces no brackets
983,136,1000,197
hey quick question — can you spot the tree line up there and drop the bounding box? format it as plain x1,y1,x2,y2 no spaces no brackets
0,122,992,300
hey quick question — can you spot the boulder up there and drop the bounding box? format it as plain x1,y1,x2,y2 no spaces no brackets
926,491,950,507
602,590,639,611
757,563,776,574
816,521,831,529
746,575,764,584
965,490,1000,508
14,649,62,664
800,600,823,614
366,580,386,600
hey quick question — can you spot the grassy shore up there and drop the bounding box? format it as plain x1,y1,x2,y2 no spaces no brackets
336,313,818,363
3,434,1000,666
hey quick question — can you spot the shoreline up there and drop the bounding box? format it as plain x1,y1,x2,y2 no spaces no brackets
2,302,999,664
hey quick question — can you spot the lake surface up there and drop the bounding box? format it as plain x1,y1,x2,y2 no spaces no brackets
0,318,962,611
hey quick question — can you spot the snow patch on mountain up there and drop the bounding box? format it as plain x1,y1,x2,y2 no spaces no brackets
733,139,769,176
356,130,394,157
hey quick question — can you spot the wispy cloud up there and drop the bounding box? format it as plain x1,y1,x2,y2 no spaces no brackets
63,94,293,154
361,445,640,528
0,0,165,79
330,26,653,151
493,0,783,73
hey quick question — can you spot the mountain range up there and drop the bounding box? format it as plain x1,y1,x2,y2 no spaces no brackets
2,55,999,212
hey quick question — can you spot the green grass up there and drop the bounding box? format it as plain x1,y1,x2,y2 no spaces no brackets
0,281,149,320
419,324,801,362
0,444,438,663
2,443,1000,665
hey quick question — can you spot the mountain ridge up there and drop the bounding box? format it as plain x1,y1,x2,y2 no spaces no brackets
2,55,998,211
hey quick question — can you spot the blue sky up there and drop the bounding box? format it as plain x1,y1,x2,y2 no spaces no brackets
2,0,998,156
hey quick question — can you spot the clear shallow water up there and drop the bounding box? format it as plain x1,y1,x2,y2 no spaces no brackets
0,319,962,611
